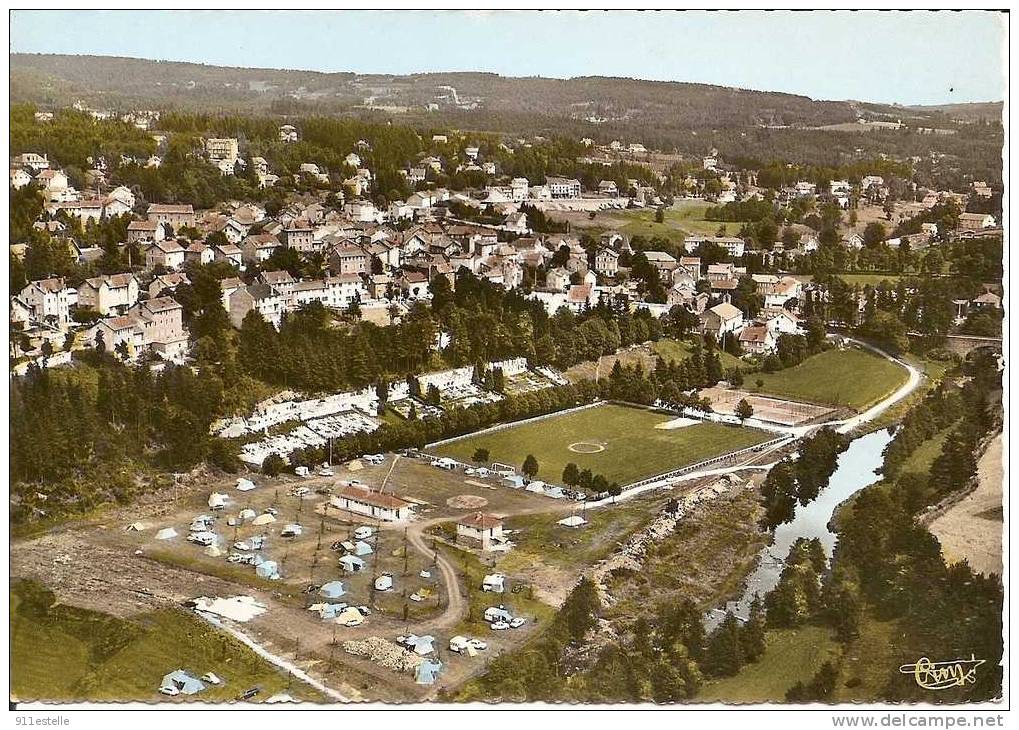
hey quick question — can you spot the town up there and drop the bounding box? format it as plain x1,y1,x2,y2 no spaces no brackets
8,36,1005,710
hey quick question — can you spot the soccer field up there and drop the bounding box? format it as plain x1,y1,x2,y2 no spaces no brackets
753,347,908,411
434,403,770,485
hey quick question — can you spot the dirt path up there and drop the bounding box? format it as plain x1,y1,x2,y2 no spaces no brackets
927,435,1003,576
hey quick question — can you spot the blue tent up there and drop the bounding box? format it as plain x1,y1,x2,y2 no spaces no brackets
415,660,442,685
353,540,373,556
320,580,346,598
320,603,349,620
256,560,280,580
160,670,206,696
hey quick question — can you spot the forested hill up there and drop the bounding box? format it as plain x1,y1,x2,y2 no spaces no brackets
11,54,1003,177
10,52,885,127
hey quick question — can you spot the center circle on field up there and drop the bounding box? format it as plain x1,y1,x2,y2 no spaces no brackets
568,442,606,454
447,494,489,509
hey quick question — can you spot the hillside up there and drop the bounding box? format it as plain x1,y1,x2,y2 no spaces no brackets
9,54,1004,182
11,53,880,127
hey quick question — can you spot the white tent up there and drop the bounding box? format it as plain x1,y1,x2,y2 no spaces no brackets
252,513,276,526
155,527,178,540
374,574,393,591
334,606,365,626
204,544,225,558
236,478,256,491
125,522,149,532
557,515,588,528
208,492,228,509
239,508,257,521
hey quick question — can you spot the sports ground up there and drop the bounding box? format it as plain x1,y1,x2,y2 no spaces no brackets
434,403,771,485
751,347,908,411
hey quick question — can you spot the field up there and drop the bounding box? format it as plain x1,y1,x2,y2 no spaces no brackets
11,580,320,703
798,272,904,287
434,403,771,485
751,347,908,411
653,338,744,371
553,199,723,242
697,625,839,703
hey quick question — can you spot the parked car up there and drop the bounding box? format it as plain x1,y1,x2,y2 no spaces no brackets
490,621,510,631
468,639,488,651
318,467,335,477
510,617,526,629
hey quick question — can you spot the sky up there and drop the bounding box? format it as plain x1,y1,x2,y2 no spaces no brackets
9,10,1007,105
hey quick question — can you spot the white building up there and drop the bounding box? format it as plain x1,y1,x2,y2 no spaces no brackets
456,513,504,551
330,485,413,522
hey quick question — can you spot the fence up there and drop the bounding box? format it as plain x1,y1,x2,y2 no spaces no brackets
621,435,791,491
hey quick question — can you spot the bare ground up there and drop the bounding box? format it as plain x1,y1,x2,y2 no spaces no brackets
928,434,1003,577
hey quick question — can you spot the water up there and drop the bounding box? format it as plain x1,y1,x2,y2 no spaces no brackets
705,428,894,628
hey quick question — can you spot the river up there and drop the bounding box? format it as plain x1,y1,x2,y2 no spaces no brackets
706,427,894,628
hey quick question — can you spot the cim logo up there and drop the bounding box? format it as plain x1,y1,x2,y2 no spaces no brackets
898,656,986,691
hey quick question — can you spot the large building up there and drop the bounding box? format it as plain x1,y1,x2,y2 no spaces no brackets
19,277,74,325
147,203,195,233
546,176,582,199
205,137,239,164
330,485,413,522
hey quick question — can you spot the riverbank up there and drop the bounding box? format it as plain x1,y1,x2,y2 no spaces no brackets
927,433,1003,576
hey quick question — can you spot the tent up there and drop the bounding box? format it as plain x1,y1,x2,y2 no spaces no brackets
125,522,149,532
404,634,435,655
353,526,374,540
255,560,280,580
374,574,393,591
502,475,526,489
160,670,206,696
238,508,257,521
334,606,365,626
415,660,442,685
204,544,224,558
319,603,349,620
249,535,266,549
320,581,346,599
208,492,228,510
155,527,178,540
557,515,588,528
353,540,373,556
281,524,303,538
524,480,547,494
339,555,366,572
236,478,256,491
251,513,276,526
